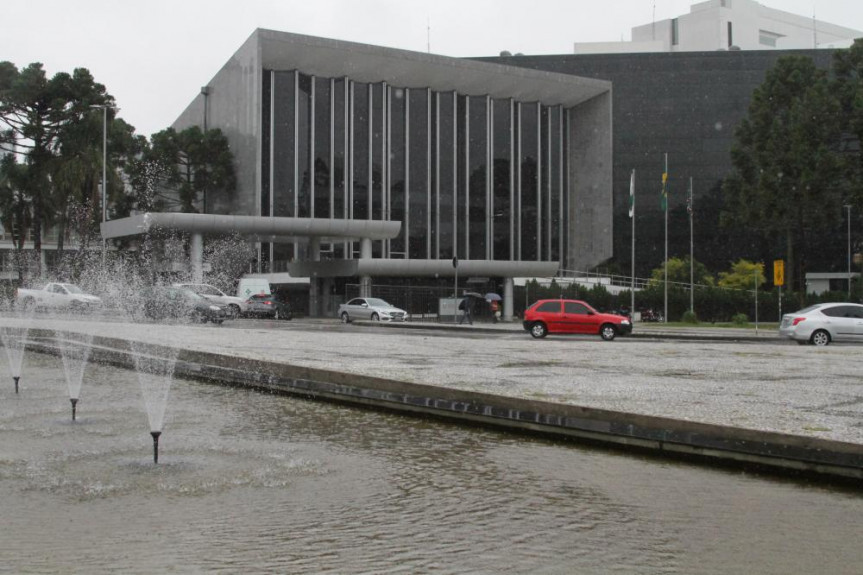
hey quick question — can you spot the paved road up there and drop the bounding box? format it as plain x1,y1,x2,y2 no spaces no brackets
5,314,862,448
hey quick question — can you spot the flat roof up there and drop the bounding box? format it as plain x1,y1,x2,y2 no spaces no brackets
254,29,611,108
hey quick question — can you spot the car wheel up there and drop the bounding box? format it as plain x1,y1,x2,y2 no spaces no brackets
371,312,380,321
810,329,831,346
529,322,548,339
600,323,617,341
341,312,351,324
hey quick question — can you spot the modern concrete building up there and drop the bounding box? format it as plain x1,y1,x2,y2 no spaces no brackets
485,48,838,277
159,29,614,318
574,0,862,54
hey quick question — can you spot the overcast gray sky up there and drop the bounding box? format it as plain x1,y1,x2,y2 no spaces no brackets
3,0,862,137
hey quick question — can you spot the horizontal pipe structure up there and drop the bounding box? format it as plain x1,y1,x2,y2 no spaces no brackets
18,330,863,483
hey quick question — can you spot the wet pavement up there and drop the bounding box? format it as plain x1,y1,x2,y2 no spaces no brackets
5,315,861,449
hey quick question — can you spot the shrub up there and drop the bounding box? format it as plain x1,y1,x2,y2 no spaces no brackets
681,310,699,324
731,313,749,326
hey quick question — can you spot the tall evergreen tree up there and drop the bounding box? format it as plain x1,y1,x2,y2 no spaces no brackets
722,55,845,295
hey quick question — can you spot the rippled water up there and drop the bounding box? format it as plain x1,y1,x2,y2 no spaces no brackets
1,351,861,574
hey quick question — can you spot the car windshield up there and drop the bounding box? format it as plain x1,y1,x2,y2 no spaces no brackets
63,284,84,294
365,298,392,307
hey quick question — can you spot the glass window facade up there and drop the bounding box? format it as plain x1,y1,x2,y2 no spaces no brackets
261,70,570,266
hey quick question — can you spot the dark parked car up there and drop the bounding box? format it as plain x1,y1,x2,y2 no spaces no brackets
140,286,228,324
244,293,293,320
522,299,632,340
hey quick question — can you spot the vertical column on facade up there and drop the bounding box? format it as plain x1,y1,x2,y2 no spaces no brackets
503,276,514,322
359,237,373,297
308,237,321,317
191,233,203,283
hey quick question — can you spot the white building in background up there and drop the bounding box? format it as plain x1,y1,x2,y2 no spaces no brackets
574,0,862,54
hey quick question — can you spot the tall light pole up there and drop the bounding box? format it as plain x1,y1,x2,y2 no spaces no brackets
90,104,116,263
846,204,852,300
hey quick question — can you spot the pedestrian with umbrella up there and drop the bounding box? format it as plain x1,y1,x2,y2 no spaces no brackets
486,292,502,322
459,291,482,325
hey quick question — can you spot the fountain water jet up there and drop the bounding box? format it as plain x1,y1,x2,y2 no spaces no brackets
1,325,30,394
151,430,162,463
56,331,94,421
132,342,179,464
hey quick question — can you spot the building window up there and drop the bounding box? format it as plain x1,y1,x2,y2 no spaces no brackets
671,18,679,46
759,30,781,47
262,70,571,267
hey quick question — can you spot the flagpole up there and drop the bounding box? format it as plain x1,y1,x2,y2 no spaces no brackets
689,176,694,313
630,169,635,317
663,153,668,323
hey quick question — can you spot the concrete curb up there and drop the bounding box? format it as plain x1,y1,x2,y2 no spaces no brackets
24,329,863,483
351,319,776,342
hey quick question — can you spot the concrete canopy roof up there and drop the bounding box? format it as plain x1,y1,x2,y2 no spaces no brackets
100,213,401,243
254,29,611,108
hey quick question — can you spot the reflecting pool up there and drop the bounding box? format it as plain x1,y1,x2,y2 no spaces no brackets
1,352,861,574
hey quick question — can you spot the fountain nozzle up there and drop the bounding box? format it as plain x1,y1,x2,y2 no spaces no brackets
151,431,162,464
70,398,78,421
13,376,19,394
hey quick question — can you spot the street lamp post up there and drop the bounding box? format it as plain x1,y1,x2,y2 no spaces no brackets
846,205,852,300
90,104,116,263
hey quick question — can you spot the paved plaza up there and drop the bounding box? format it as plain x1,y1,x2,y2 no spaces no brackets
6,316,862,448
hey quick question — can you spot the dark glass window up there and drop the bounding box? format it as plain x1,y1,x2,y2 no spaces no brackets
550,106,562,262
540,106,550,261
353,82,369,223
456,95,468,259
408,89,429,259
468,96,487,260
261,71,271,217
520,102,539,261
564,301,589,315
390,87,407,257
297,74,312,218
438,92,455,260
492,99,512,261
371,84,385,257
333,79,347,258
272,71,295,218
536,301,561,313
314,77,330,219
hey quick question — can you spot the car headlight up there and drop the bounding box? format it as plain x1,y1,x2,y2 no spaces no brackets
621,320,631,325
209,305,221,311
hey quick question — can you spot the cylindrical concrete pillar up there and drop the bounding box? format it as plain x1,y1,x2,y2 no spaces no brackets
191,233,203,283
503,277,514,322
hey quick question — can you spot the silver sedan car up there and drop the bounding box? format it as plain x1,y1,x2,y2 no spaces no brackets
779,302,863,346
338,297,407,323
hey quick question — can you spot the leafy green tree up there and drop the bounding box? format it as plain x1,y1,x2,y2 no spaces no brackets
722,56,845,296
717,259,765,290
649,256,714,286
128,126,235,213
0,61,114,276
834,38,863,207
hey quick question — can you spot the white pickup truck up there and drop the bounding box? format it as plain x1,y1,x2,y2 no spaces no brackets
15,283,103,311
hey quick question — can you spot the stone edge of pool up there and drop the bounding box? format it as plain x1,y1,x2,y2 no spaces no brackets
24,330,863,483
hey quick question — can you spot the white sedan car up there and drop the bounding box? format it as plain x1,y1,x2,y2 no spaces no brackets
338,297,407,323
778,302,863,346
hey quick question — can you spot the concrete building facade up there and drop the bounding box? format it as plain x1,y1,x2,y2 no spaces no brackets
574,0,861,54
169,29,614,317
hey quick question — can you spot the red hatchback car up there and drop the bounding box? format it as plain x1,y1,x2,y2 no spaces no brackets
522,299,633,340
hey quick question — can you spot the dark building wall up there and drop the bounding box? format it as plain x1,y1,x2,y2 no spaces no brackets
476,49,835,276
